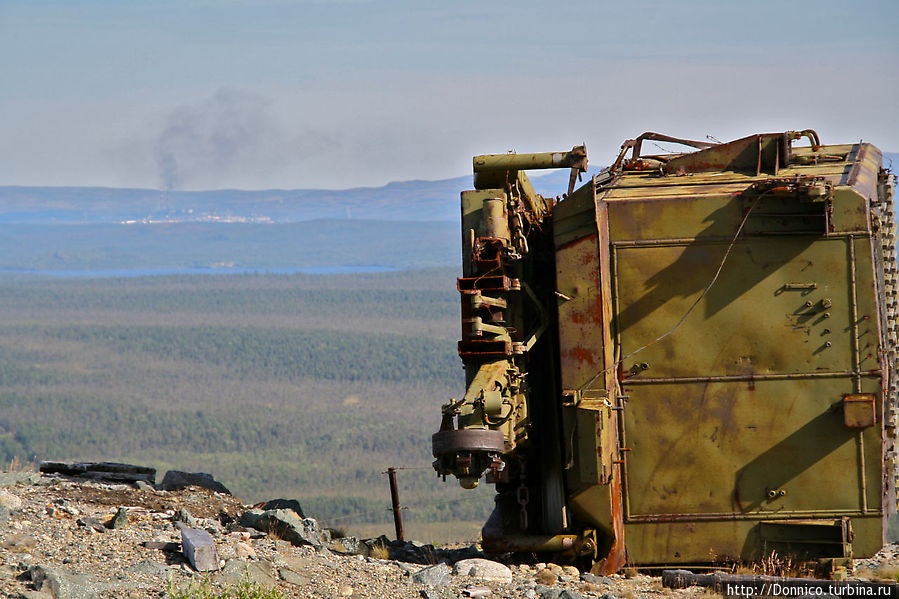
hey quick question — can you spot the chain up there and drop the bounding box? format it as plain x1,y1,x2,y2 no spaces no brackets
516,483,529,531
516,458,529,531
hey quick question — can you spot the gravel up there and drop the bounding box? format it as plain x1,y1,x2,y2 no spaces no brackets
7,469,874,598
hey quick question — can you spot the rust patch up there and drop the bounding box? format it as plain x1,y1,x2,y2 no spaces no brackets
566,347,596,364
592,466,627,574
557,232,605,388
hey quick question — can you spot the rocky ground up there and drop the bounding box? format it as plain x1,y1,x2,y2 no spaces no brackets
0,469,896,599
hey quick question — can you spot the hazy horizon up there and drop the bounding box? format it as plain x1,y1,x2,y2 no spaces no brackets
2,0,897,191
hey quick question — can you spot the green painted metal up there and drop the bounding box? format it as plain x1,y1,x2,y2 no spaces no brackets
432,132,897,572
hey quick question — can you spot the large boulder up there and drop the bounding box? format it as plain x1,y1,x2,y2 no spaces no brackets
452,558,513,582
216,559,277,587
412,563,452,587
159,471,231,494
0,489,22,511
329,536,369,556
30,565,101,599
239,508,327,548
256,498,305,518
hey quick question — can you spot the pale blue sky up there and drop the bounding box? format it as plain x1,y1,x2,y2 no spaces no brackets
1,0,896,189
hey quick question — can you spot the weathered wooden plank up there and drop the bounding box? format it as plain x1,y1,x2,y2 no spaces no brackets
181,528,219,572
39,461,156,484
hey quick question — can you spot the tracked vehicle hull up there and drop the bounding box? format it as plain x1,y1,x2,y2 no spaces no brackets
433,131,898,571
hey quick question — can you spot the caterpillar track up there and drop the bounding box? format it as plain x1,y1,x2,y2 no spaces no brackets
874,169,898,503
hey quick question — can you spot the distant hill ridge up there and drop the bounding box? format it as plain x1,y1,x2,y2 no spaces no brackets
0,168,594,225
2,152,893,225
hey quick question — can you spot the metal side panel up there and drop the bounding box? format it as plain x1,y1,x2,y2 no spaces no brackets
556,232,604,391
613,237,857,377
621,377,877,518
624,515,886,564
553,185,627,573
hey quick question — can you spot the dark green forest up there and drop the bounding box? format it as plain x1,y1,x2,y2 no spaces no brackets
0,269,494,541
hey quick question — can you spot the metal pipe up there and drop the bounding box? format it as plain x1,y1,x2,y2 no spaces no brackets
387,467,405,542
611,231,872,248
627,508,880,523
611,179,766,190
848,235,869,514
858,430,868,514
611,243,633,521
482,198,511,243
786,129,822,152
482,534,585,553
611,244,622,362
849,237,862,393
473,146,587,173
623,371,880,385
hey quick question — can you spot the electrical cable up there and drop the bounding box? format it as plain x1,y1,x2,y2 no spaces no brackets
578,191,766,393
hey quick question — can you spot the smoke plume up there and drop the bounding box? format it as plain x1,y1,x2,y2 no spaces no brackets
153,88,290,190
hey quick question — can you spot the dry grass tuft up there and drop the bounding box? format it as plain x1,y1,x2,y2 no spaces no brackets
368,543,390,560
874,565,899,581
731,551,800,578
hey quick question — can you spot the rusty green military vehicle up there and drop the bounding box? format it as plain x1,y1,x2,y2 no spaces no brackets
432,130,898,572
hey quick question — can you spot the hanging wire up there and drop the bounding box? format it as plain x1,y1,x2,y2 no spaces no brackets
381,465,432,472
651,142,675,154
618,193,764,363
578,192,766,393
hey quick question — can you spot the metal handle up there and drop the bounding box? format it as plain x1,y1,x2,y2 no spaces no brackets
783,282,818,291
